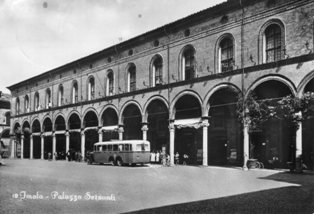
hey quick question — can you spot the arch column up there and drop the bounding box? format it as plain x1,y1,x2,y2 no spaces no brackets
52,132,56,160
202,117,210,166
10,134,15,158
169,120,175,165
40,134,44,159
81,130,85,161
98,128,103,142
20,134,24,159
30,134,33,159
65,131,70,153
243,119,250,171
295,112,303,173
118,125,124,141
141,123,148,141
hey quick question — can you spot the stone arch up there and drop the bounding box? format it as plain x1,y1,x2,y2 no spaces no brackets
67,111,82,130
12,121,21,135
121,102,142,140
119,100,143,124
246,75,296,99
54,114,66,131
82,108,99,128
42,116,53,132
31,119,41,133
100,105,119,126
170,90,202,120
143,95,169,122
297,70,314,97
203,83,241,116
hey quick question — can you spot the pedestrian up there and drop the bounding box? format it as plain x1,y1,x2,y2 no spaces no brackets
166,154,171,166
66,150,71,161
175,152,180,165
156,151,160,164
48,152,52,161
183,154,189,165
162,153,167,166
150,151,155,163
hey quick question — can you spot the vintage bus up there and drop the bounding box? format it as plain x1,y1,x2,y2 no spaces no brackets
87,140,150,166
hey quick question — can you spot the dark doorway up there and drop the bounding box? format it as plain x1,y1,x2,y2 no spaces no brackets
123,104,142,140
147,100,169,153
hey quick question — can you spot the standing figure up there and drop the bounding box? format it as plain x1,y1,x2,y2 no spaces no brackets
175,152,180,165
156,151,160,164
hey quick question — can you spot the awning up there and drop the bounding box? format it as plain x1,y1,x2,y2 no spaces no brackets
101,125,119,132
174,118,202,129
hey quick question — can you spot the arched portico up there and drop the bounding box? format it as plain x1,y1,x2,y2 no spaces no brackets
100,107,119,141
172,93,203,165
247,79,295,169
67,113,82,161
207,86,242,166
43,117,53,160
55,115,66,160
301,77,314,170
121,104,142,140
22,121,31,159
145,99,169,154
31,119,41,159
83,110,99,157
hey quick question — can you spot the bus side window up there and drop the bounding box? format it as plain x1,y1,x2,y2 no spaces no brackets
108,144,112,151
129,144,132,151
102,145,106,151
124,144,129,151
113,145,118,151
118,144,123,151
97,145,102,151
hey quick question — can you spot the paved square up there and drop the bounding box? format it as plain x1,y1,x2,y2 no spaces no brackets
0,159,312,213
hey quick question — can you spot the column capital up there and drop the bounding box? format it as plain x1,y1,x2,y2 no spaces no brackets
141,123,148,131
168,122,175,130
202,117,210,127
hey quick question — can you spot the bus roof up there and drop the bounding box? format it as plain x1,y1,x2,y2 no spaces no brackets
94,140,150,146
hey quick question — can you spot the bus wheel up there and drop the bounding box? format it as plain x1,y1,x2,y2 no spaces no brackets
109,158,115,166
116,159,123,166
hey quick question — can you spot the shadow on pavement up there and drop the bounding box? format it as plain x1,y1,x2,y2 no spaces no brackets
125,171,314,214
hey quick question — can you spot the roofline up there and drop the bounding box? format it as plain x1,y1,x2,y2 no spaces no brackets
7,0,260,90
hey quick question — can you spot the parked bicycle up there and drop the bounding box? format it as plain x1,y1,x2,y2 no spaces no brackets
247,159,264,169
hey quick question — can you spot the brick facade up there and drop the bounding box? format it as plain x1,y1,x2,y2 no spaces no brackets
7,0,314,169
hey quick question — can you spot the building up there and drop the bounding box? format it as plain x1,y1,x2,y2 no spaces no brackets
7,0,314,169
0,92,11,158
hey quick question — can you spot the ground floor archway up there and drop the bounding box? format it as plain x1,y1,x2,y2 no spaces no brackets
208,87,242,166
33,136,41,159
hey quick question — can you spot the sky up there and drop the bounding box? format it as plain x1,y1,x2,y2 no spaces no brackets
0,0,226,94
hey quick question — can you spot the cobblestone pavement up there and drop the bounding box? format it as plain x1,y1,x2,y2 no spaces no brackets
0,159,312,214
